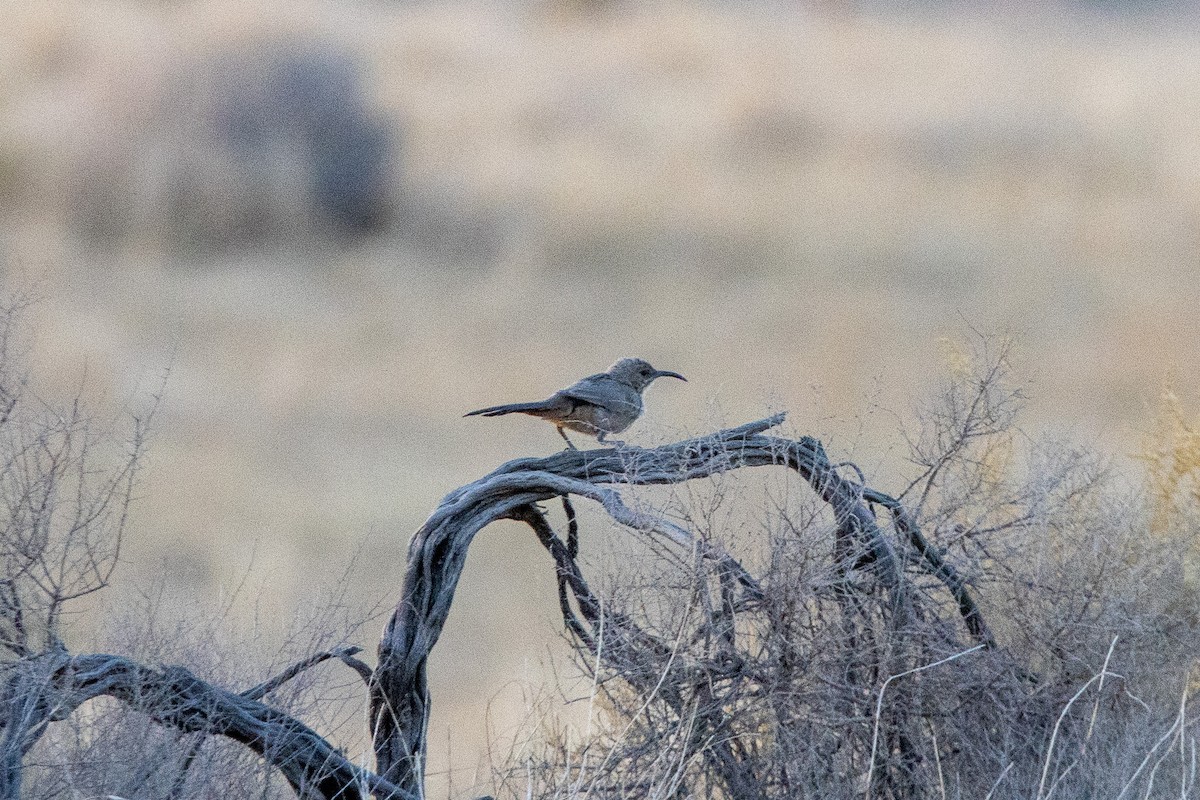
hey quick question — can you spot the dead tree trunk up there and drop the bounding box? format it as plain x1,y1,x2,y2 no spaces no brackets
370,413,994,796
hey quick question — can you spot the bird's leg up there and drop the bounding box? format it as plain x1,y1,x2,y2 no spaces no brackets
557,426,578,451
596,431,626,448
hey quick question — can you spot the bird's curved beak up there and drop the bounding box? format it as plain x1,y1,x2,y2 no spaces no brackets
654,370,687,382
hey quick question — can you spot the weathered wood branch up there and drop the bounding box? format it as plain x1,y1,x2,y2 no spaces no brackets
0,648,411,800
864,487,996,649
517,501,756,799
0,415,999,800
372,413,989,795
242,645,372,701
512,503,680,681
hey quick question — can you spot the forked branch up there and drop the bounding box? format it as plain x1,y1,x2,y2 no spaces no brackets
372,413,994,796
0,648,410,800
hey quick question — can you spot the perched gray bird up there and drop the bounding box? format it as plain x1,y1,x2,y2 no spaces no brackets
465,358,686,448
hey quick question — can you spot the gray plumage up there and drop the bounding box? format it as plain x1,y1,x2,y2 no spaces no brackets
465,357,686,448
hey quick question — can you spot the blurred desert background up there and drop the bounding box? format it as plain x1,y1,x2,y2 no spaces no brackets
2,0,1199,794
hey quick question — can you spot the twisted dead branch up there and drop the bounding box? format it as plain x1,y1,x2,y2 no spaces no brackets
0,646,409,800
1,413,995,799
371,413,995,796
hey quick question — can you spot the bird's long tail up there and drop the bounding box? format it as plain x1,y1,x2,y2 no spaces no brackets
464,401,555,418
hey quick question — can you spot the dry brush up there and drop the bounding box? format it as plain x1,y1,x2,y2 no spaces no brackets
2,320,1197,799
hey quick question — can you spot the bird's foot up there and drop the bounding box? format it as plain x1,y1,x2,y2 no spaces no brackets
595,431,627,448
557,428,579,450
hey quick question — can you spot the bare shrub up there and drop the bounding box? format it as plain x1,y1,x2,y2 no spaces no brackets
0,298,400,800
2,287,1194,800
488,336,1200,800
0,298,152,661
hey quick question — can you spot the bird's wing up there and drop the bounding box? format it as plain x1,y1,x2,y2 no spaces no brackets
558,374,640,413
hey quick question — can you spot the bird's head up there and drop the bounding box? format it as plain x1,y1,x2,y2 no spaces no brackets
607,358,687,392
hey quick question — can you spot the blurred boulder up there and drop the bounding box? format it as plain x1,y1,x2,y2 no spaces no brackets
217,45,393,232
70,38,398,255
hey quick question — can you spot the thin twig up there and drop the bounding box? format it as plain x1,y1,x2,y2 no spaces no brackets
240,645,367,701
1082,636,1119,752
866,645,986,796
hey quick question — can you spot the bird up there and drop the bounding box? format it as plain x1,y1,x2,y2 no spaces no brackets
464,358,686,448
